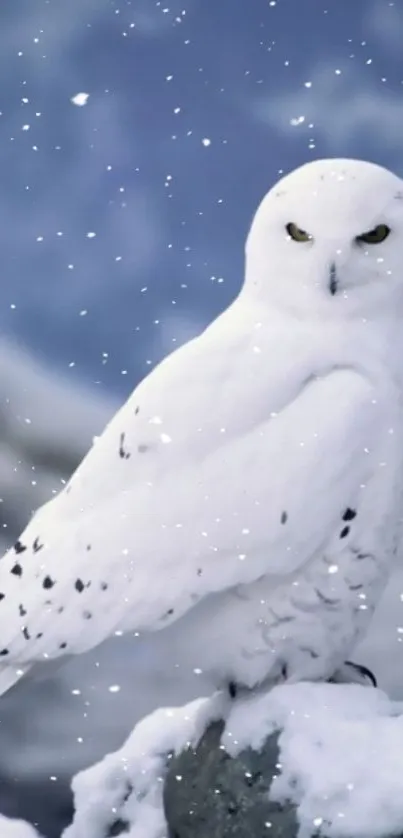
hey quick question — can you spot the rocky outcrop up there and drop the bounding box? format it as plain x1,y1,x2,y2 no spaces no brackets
164,719,297,838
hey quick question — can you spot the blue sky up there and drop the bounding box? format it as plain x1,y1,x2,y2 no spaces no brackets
1,0,402,397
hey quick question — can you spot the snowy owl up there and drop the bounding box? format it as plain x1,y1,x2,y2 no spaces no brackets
1,157,403,699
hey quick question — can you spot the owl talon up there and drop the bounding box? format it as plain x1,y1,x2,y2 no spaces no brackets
329,660,377,688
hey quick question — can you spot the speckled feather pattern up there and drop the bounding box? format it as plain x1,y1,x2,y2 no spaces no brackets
0,158,403,696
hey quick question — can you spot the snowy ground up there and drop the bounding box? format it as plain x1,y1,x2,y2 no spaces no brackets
61,682,403,838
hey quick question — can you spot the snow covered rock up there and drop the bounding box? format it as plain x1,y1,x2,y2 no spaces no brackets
166,683,403,838
164,717,295,838
62,695,223,838
65,683,403,838
0,814,43,837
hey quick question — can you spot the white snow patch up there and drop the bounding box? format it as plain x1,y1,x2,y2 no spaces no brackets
70,92,89,107
64,683,403,838
0,814,43,837
63,693,226,838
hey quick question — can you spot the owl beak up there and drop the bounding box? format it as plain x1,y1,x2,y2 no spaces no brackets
329,262,338,296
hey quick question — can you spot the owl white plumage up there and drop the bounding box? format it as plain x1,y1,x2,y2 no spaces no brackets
1,157,403,698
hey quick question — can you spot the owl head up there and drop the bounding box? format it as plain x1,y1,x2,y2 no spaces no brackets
245,158,403,319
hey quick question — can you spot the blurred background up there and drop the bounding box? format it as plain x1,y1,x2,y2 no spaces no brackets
0,0,403,835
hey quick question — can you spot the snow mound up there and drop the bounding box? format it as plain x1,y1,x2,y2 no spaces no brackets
0,814,43,837
64,682,403,838
63,694,225,838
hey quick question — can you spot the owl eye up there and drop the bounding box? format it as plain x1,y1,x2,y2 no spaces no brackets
285,222,312,242
355,224,391,245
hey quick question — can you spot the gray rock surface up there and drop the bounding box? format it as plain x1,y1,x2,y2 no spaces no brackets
164,719,298,838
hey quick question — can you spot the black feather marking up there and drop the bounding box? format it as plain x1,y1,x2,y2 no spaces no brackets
86,544,92,551
36,632,43,639
43,576,55,589
59,642,67,649
197,568,203,576
75,579,85,593
22,627,30,640
19,604,27,617
0,594,5,602
14,541,27,554
100,582,108,591
135,405,140,415
83,610,92,620
57,606,64,614
11,563,23,576
119,432,131,460
0,649,9,656
281,510,288,525
342,508,357,522
340,526,350,539
33,537,43,553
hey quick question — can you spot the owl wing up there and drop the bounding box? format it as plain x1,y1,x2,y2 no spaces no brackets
0,357,384,690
